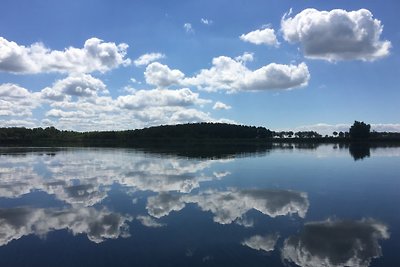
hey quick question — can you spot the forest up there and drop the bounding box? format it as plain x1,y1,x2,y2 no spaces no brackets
0,121,399,147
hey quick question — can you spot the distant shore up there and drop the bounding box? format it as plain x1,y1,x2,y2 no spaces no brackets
1,122,400,149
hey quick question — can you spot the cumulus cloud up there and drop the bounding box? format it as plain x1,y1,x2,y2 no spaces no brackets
282,218,390,267
184,23,194,33
36,72,224,131
144,54,309,93
234,52,254,63
0,206,132,246
41,73,108,101
0,119,38,128
240,27,279,47
134,53,166,67
281,8,391,61
184,56,310,92
213,101,232,110
0,83,41,116
242,233,279,252
117,88,210,110
145,62,185,88
0,37,131,74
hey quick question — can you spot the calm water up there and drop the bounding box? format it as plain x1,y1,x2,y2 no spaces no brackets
0,145,399,267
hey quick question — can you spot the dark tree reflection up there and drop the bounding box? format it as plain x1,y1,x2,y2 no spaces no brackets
349,143,371,161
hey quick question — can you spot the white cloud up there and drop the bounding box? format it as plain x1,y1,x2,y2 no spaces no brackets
282,219,390,267
293,123,400,136
0,119,38,128
0,83,41,116
0,37,131,74
200,18,213,25
134,53,166,67
41,74,108,101
142,54,309,93
234,52,254,63
145,62,185,88
293,123,350,136
242,234,279,252
213,101,231,110
281,8,391,61
117,88,209,109
240,27,279,47
371,123,400,132
184,56,310,92
184,23,194,33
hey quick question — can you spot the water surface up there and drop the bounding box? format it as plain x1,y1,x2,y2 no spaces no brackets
0,145,399,266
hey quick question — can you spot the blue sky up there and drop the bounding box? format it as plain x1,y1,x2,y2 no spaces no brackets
0,0,399,134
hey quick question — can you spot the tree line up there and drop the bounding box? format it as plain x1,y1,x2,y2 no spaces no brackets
0,121,399,146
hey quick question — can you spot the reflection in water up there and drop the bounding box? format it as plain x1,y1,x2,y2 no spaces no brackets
241,233,279,252
0,147,398,266
147,189,309,224
136,215,165,228
349,143,371,161
0,149,229,205
0,206,132,246
282,219,389,267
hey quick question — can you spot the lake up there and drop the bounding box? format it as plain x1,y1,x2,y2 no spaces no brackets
0,144,399,267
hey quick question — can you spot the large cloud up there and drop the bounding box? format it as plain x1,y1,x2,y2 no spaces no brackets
0,37,131,74
240,27,279,47
39,75,227,131
0,206,132,246
145,62,185,88
281,8,391,61
41,73,108,101
184,56,310,92
116,88,210,109
145,57,310,92
282,219,390,267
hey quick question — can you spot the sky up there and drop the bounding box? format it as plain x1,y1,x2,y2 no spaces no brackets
0,0,399,134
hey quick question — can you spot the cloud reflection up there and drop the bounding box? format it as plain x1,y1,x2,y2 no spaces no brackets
147,188,309,224
241,233,279,252
282,219,389,267
0,149,229,206
136,215,165,228
0,206,132,246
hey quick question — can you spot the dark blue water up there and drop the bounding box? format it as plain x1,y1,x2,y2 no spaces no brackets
0,145,399,267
